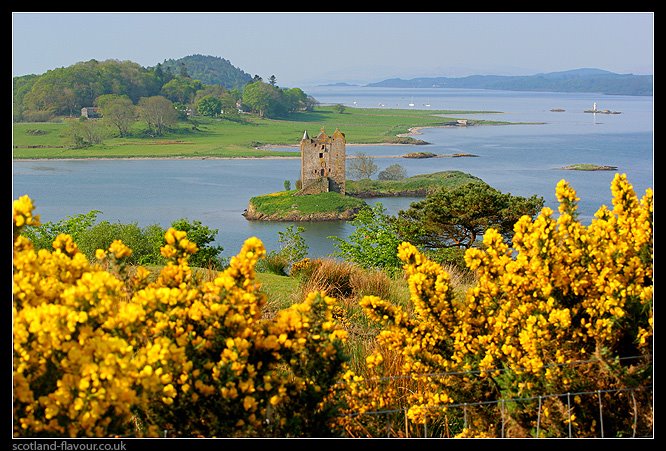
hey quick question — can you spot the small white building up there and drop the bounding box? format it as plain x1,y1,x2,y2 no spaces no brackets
80,107,101,119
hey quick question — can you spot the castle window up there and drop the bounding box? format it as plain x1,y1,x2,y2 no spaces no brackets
320,169,325,176
319,153,323,158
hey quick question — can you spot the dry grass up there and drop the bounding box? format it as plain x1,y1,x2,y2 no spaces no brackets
290,257,478,378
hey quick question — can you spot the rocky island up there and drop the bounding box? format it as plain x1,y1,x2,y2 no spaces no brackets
561,164,618,171
244,171,486,221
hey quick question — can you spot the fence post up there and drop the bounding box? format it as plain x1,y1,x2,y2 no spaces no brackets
536,396,542,438
567,393,572,438
630,390,638,438
404,408,409,438
500,398,505,438
597,390,604,438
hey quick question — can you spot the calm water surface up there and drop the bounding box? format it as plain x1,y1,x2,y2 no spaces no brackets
12,87,653,259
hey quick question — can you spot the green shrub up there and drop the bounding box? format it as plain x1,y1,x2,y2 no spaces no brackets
77,221,162,265
330,203,403,276
22,210,102,252
170,218,224,269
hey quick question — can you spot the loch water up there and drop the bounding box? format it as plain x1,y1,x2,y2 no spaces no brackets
12,86,653,259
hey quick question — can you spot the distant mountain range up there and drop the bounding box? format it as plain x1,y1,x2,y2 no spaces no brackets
365,68,652,96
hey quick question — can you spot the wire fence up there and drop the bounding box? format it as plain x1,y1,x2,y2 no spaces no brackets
338,354,653,438
341,385,652,438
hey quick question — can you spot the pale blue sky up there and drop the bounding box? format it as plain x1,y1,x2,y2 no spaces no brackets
12,12,654,87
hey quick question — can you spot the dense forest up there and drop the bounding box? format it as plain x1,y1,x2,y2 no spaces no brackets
12,55,316,124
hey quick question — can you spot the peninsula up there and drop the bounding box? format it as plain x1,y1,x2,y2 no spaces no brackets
12,105,515,160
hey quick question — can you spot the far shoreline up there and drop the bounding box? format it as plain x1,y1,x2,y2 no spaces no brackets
12,121,534,162
12,142,421,162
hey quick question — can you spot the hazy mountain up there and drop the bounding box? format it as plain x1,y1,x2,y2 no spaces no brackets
366,68,652,96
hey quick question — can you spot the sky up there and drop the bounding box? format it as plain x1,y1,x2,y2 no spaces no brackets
11,12,654,87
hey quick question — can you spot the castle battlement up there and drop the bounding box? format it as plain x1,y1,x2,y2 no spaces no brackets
297,127,346,195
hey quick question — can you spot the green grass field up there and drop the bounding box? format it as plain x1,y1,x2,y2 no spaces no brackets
12,106,514,159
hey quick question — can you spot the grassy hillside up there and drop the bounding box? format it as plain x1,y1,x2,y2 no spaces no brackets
12,105,514,159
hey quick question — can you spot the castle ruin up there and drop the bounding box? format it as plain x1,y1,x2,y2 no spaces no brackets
297,127,346,195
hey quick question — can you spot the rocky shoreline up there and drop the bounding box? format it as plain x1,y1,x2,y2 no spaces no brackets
242,202,361,221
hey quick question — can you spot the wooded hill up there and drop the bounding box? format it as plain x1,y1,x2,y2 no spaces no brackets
158,54,253,89
12,55,257,122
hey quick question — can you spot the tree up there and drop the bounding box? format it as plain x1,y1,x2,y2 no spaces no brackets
137,96,178,136
282,88,309,113
153,63,165,84
160,77,203,105
330,203,403,275
195,95,223,117
13,74,39,121
268,75,277,86
21,209,101,253
179,62,189,78
396,182,544,250
66,118,105,148
193,85,226,103
378,164,407,181
303,95,318,112
259,225,309,275
347,152,378,180
332,104,346,114
242,81,284,118
276,225,308,268
20,59,161,116
96,94,136,137
284,180,291,191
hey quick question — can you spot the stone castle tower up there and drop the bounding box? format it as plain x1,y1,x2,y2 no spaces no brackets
297,127,346,195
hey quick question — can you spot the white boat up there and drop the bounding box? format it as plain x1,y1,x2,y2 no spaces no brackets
408,97,415,107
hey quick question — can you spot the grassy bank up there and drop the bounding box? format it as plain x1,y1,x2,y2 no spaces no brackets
12,105,514,159
347,170,485,197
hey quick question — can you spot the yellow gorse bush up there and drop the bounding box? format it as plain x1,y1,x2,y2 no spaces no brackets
338,173,652,437
13,202,349,437
12,173,653,438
